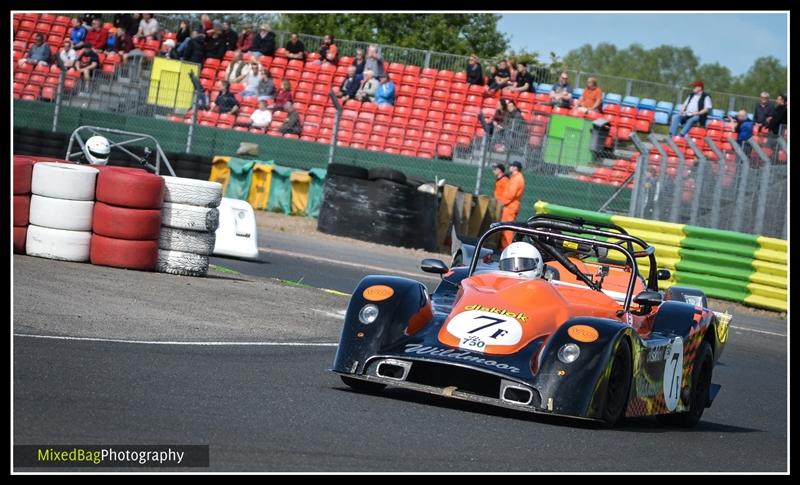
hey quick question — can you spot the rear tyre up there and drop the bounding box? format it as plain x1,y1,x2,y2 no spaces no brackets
327,163,368,180
340,375,386,393
600,338,632,427
656,341,713,428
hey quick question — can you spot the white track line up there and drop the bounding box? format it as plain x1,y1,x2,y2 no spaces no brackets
729,325,787,337
260,246,440,281
13,333,338,347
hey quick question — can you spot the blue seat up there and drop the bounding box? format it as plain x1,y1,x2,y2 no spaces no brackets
708,109,724,120
536,83,553,94
638,98,657,111
622,95,639,108
727,110,738,119
746,113,753,121
655,101,673,113
571,88,583,99
654,111,670,125
604,93,622,105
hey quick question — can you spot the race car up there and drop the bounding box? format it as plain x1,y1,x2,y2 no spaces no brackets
332,215,731,427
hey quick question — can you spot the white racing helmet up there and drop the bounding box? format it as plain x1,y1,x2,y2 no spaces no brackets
499,242,544,279
84,135,111,165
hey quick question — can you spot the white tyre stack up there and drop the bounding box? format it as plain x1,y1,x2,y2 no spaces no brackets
156,177,223,277
26,163,99,262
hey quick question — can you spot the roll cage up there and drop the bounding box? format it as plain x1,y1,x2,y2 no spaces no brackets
469,216,659,312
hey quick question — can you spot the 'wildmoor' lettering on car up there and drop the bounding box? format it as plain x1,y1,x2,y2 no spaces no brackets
403,343,521,373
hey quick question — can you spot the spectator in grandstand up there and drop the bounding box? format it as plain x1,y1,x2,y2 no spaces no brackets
353,48,366,80
487,59,512,94
497,160,526,251
364,45,385,78
135,14,160,41
113,14,137,38
250,24,276,58
549,71,574,108
240,60,264,97
175,19,191,45
57,39,78,69
225,51,250,82
221,21,238,53
337,65,360,103
112,27,136,62
576,77,603,113
200,14,214,34
237,23,255,53
317,35,337,63
669,80,712,137
70,18,88,50
509,62,535,93
73,45,100,83
159,39,181,60
182,29,206,65
249,99,273,129
490,98,507,135
271,80,293,110
374,73,396,106
204,26,227,60
285,33,306,61
492,163,509,203
753,91,775,132
278,102,303,135
196,88,211,111
767,94,787,138
256,70,276,101
81,14,101,27
727,109,754,149
105,27,117,53
214,81,240,115
356,69,379,102
466,54,484,86
320,50,337,68
85,18,108,53
504,100,529,151
18,33,52,68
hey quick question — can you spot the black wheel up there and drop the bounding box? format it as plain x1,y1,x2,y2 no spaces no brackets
327,163,369,180
600,338,632,426
340,375,386,393
657,341,713,428
368,167,407,184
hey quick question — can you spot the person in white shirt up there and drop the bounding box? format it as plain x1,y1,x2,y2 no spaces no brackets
250,99,273,129
670,80,712,137
240,61,263,97
136,14,159,41
58,39,78,68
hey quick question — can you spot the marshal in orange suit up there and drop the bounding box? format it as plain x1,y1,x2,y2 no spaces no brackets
496,161,526,251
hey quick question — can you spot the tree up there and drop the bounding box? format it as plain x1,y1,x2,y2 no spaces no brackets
694,63,734,93
731,56,787,99
280,14,508,58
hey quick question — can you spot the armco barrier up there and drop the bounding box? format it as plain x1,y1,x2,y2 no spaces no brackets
534,202,787,312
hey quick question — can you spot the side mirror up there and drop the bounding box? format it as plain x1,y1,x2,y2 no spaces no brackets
657,269,672,281
421,258,449,275
633,290,663,307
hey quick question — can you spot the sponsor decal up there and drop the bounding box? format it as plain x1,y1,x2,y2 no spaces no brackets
362,285,394,302
562,240,579,251
662,337,683,411
645,344,669,363
715,312,731,343
446,309,524,353
463,304,527,322
567,325,599,343
403,343,521,373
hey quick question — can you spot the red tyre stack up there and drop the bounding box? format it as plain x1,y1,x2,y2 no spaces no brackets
90,167,165,271
13,155,34,254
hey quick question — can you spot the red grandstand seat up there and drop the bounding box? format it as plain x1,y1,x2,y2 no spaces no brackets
618,116,636,129
408,109,425,122
467,84,484,95
395,96,413,108
22,85,41,99
412,98,430,110
420,67,437,79
620,106,637,117
635,119,651,133
416,87,432,98
637,109,654,122
398,84,415,97
706,119,725,131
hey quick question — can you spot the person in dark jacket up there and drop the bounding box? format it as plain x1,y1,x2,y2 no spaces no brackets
753,91,774,130
466,54,483,86
237,23,254,52
113,14,137,37
353,48,366,81
214,81,239,115
181,29,206,64
768,94,787,137
285,33,305,61
175,19,191,45
221,21,238,53
204,27,226,60
250,24,276,57
278,101,302,135
727,109,754,149
337,65,360,103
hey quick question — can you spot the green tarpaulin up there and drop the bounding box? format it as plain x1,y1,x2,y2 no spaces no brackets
306,168,327,218
267,163,293,214
224,158,256,200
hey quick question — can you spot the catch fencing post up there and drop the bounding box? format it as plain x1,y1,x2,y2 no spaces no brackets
648,134,671,221
728,140,751,233
328,90,342,165
748,138,772,235
627,132,650,217
704,137,727,229
52,62,66,133
473,112,491,197
662,135,688,223
684,136,707,225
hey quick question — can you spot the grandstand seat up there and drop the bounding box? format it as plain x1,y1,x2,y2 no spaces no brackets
434,79,450,91
638,98,656,111
398,84,415,97
401,74,418,86
450,82,467,95
618,116,635,129
409,110,426,123
467,84,484,95
654,111,670,125
272,57,288,67
584,110,601,121
620,106,637,117
535,83,552,94
635,119,651,133
621,96,639,108
552,106,569,116
655,101,674,113
604,93,622,105
404,65,420,76
708,109,725,120
432,89,448,101
22,85,41,99
421,67,437,79
395,96,413,108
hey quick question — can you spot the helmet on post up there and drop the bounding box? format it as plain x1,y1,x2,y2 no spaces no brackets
84,135,111,165
498,242,544,279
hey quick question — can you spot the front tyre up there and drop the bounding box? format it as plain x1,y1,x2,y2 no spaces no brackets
340,375,387,393
600,338,632,427
657,341,713,428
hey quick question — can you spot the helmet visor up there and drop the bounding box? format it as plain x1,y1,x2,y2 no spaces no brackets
499,257,539,273
88,148,109,161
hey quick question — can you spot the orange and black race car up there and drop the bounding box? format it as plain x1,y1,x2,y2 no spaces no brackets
332,216,731,427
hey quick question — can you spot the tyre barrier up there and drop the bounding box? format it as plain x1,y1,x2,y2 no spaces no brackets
155,177,223,277
13,195,30,227
534,201,787,312
13,156,34,254
89,235,160,271
26,224,92,262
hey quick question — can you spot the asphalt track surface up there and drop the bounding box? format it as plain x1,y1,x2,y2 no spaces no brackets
13,227,788,472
